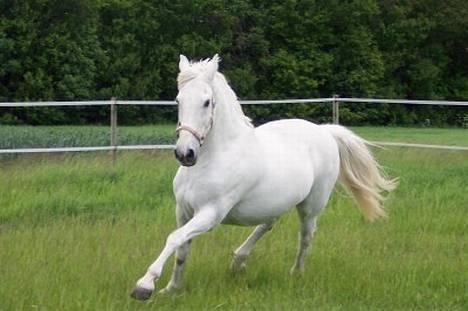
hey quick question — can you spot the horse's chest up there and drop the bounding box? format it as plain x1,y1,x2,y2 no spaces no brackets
174,179,206,209
174,169,245,211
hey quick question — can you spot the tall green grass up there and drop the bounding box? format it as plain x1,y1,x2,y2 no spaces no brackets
0,125,176,149
1,125,467,149
1,148,467,310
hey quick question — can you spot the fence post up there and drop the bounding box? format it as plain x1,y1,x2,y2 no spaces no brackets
332,94,340,124
110,97,118,164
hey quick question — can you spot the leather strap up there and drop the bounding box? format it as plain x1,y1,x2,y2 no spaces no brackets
175,125,204,145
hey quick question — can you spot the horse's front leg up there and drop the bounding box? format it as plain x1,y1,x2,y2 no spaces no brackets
130,207,222,300
159,205,193,294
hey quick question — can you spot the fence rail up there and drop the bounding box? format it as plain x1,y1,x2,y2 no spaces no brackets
339,98,468,106
0,97,467,154
0,100,111,107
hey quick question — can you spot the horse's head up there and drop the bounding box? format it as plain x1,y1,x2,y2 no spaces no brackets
174,54,219,166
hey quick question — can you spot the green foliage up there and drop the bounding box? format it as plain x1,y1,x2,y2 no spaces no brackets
0,0,467,125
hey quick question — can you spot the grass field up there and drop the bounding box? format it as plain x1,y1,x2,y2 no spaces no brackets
1,125,467,149
1,130,467,310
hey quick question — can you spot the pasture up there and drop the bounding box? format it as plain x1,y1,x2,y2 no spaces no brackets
0,129,467,310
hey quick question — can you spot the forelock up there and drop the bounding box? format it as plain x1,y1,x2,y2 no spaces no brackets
177,58,213,90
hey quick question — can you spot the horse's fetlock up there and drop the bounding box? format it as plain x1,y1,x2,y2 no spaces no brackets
233,250,248,260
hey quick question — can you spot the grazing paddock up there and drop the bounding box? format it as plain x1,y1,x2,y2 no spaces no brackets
0,147,467,309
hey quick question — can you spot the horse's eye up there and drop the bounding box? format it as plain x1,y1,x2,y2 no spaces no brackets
204,100,210,108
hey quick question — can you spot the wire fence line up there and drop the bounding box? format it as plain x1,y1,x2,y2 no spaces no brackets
0,97,467,154
0,145,175,154
1,142,467,155
1,97,468,107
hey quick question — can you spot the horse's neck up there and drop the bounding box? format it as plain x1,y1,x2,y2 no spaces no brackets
203,74,253,152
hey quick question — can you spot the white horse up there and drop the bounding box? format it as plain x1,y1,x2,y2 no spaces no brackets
131,54,396,300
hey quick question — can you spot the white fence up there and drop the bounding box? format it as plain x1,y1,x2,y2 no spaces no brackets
0,97,467,154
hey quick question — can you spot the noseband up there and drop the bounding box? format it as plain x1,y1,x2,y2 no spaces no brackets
175,125,205,145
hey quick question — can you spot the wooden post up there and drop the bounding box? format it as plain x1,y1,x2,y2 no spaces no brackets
110,97,118,164
332,94,340,124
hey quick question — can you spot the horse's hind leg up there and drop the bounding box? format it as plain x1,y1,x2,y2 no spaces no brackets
158,239,191,294
290,186,333,275
290,208,318,275
231,223,273,273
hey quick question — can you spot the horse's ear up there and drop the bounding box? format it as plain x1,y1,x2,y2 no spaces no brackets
205,54,220,81
179,55,190,72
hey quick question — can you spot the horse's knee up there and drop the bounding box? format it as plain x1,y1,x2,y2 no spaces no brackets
166,231,185,249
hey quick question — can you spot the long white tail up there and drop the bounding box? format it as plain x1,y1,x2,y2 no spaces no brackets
323,125,398,221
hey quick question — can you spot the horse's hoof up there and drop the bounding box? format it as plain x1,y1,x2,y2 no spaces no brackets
230,253,248,274
289,266,305,277
130,286,153,301
230,262,247,274
159,285,177,295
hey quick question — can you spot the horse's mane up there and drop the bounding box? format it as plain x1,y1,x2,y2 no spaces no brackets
177,58,253,128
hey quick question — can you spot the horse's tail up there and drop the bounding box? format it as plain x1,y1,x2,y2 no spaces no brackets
323,124,398,221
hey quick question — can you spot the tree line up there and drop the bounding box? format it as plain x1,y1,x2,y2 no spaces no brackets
1,0,467,126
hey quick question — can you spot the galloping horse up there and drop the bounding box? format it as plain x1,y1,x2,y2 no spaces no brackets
131,55,396,300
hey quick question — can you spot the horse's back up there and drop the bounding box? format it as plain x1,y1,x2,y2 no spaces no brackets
255,119,339,172
255,119,340,191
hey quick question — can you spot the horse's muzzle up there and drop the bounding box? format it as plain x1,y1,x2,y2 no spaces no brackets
174,148,197,167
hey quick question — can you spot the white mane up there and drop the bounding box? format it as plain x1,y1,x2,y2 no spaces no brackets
177,57,253,127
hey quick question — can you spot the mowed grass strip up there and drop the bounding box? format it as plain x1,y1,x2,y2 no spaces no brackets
0,149,467,310
350,126,468,146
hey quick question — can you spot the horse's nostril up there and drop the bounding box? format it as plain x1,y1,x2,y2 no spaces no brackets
175,148,196,165
174,149,182,160
186,148,195,160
